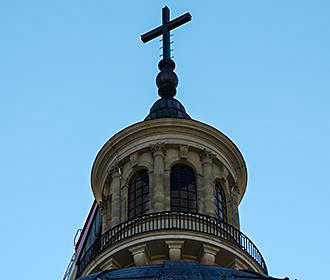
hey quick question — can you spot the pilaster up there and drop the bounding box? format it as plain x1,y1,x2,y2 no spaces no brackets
100,194,112,233
150,143,166,212
121,184,128,222
109,165,122,227
230,182,240,229
200,149,216,217
196,174,204,213
164,169,171,211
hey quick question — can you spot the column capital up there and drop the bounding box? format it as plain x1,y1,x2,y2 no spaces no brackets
99,199,107,213
150,142,166,157
101,193,112,209
200,149,216,164
108,164,123,179
230,182,240,204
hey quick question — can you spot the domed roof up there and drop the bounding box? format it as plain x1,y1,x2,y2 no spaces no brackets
142,58,191,121
145,97,191,120
77,261,286,280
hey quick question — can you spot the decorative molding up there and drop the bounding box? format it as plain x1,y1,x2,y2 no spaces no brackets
228,258,247,270
220,165,229,178
230,182,240,196
166,240,184,261
150,142,166,157
199,244,219,265
100,194,111,212
99,257,121,271
129,244,150,266
100,200,107,213
179,145,189,159
108,164,123,178
129,153,138,168
230,182,240,206
200,149,216,164
92,119,248,203
81,232,264,275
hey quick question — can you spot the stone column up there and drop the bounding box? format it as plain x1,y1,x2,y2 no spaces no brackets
110,165,122,227
101,178,112,233
200,149,216,217
196,174,204,213
129,244,149,266
150,143,166,212
164,169,171,211
121,184,128,222
200,244,219,265
230,182,240,229
166,240,184,261
100,197,110,233
148,170,154,212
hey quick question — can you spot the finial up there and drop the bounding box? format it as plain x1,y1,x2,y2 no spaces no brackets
156,59,178,98
141,7,192,120
141,6,191,99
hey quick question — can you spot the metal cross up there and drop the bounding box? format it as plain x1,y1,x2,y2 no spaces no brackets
141,6,192,60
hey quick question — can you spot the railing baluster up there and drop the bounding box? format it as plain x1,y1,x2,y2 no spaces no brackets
77,211,268,276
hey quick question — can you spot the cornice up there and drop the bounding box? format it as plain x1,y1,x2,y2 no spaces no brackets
91,119,247,204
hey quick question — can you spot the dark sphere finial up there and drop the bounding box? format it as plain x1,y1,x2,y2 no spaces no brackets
156,59,178,98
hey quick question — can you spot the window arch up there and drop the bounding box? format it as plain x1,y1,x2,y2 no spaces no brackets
215,181,227,222
170,164,197,213
128,169,149,219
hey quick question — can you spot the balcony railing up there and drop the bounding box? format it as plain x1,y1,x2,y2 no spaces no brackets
77,212,268,275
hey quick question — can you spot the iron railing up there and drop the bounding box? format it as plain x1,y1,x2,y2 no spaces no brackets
78,212,268,275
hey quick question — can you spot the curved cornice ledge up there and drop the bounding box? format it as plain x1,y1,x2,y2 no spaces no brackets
91,119,247,204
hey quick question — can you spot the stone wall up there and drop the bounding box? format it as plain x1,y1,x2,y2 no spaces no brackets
90,119,246,233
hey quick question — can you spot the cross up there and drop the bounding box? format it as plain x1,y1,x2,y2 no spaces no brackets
141,6,192,60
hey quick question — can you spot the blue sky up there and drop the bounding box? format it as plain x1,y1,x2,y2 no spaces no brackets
1,1,329,279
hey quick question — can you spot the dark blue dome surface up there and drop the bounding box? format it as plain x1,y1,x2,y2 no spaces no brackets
77,261,286,280
145,97,191,120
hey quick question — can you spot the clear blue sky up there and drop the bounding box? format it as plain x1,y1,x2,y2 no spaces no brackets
1,1,329,279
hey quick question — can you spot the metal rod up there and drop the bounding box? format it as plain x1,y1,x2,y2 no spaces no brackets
162,6,171,59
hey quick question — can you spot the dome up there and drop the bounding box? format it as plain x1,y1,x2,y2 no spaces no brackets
145,97,191,120
77,261,283,280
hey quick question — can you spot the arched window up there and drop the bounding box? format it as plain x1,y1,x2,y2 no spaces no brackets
128,169,149,219
215,182,227,222
170,164,197,213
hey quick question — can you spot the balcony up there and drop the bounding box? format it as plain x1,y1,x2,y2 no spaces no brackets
77,211,268,276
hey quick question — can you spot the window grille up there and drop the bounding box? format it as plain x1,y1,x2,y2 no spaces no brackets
128,170,149,218
215,182,227,222
170,164,197,213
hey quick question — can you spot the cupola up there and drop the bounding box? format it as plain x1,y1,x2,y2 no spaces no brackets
62,6,282,280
